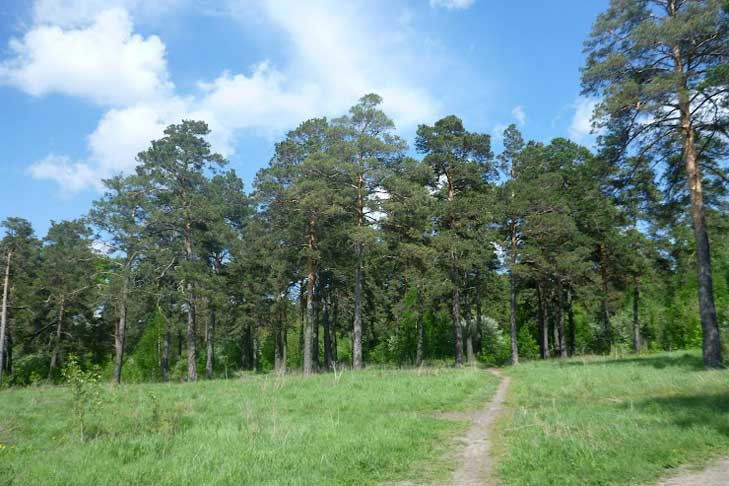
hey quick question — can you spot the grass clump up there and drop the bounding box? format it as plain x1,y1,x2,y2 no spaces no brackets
496,350,729,486
0,366,496,485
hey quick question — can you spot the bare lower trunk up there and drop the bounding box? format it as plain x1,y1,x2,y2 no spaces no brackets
415,287,424,366
671,5,722,368
552,291,561,357
453,286,464,367
274,299,284,373
303,259,315,376
352,244,363,370
0,250,11,385
536,282,548,359
252,326,259,372
464,294,474,365
313,300,320,373
633,280,641,353
558,280,567,358
323,296,333,371
509,270,519,365
184,225,197,382
599,242,612,352
475,282,483,354
161,313,170,381
186,284,197,382
567,286,575,356
112,276,128,384
49,296,65,378
205,303,215,379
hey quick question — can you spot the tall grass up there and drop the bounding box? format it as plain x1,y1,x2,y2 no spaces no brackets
496,351,729,485
0,367,496,485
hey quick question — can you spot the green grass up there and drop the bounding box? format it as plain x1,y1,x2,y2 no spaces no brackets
0,367,497,485
496,350,729,486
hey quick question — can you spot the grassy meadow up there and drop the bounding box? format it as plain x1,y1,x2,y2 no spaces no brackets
0,367,496,485
496,350,729,486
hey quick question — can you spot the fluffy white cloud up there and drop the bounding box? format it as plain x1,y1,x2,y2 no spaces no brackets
429,0,475,10
0,8,171,106
28,154,103,192
511,105,526,126
15,0,442,193
568,97,597,142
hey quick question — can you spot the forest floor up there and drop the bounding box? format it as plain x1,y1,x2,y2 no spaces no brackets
0,366,498,485
495,350,729,486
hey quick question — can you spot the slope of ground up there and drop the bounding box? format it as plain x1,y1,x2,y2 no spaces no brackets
495,350,729,486
0,367,497,485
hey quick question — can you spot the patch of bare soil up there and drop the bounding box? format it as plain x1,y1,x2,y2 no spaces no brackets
450,368,510,486
654,457,729,486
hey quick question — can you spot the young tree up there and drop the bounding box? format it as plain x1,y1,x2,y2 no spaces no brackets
582,0,729,367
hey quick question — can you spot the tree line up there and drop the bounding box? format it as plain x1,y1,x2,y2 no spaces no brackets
0,0,727,385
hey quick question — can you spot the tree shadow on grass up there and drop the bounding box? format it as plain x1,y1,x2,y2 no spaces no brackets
565,352,707,371
632,391,729,438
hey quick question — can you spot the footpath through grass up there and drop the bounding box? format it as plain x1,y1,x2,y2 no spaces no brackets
0,366,496,485
496,350,729,486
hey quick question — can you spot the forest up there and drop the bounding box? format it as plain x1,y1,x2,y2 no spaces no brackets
1,1,729,389
2,1,729,484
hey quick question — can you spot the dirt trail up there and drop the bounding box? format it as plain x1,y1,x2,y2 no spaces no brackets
450,368,510,486
654,457,729,486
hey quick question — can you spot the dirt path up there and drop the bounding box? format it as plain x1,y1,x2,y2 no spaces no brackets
654,457,729,486
451,368,510,486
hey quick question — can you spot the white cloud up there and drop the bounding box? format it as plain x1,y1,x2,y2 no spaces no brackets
28,154,103,192
0,8,171,106
12,0,442,193
568,97,597,142
511,105,526,126
429,0,475,10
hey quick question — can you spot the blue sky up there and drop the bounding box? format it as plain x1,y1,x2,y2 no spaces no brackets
0,0,606,237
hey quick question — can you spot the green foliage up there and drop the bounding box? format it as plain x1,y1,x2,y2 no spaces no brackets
61,354,102,441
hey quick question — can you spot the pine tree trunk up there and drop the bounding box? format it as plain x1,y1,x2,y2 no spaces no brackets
4,331,11,375
567,286,575,356
323,295,333,371
509,224,519,365
352,244,364,370
537,282,548,359
205,302,215,379
0,250,11,385
313,298,320,373
415,287,424,367
281,309,288,374
303,258,316,376
49,296,65,378
475,280,483,355
112,274,129,384
452,286,464,367
464,293,474,365
599,242,612,352
551,290,561,357
161,312,170,381
274,297,284,373
670,0,722,369
332,297,338,367
252,325,259,372
509,271,519,365
558,280,567,358
184,224,197,382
